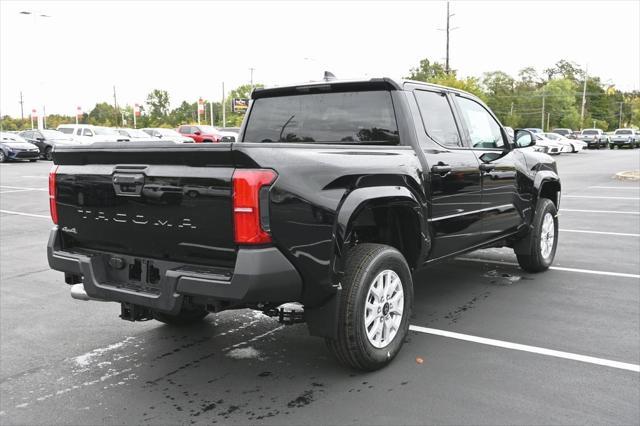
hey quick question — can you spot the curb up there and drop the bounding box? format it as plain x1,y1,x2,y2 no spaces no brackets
614,171,640,181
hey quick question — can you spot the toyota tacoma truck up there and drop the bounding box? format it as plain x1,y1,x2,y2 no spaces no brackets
48,78,561,371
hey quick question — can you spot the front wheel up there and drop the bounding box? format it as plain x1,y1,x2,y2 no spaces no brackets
515,198,558,273
0,151,6,163
153,307,209,325
45,147,53,161
326,243,413,371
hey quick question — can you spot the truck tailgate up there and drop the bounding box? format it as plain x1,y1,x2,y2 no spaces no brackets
54,143,238,267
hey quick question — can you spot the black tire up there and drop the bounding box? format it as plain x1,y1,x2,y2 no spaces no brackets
45,147,53,161
610,144,615,149
0,151,7,163
326,243,413,371
515,198,558,273
152,307,209,326
29,159,38,162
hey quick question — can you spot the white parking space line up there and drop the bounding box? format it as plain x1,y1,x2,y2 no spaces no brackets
21,176,49,179
589,186,640,190
0,185,48,191
561,209,640,215
0,189,43,194
564,195,639,200
0,210,49,219
457,257,640,279
560,229,640,237
409,325,640,373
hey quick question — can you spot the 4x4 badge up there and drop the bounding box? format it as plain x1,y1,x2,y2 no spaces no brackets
61,227,78,234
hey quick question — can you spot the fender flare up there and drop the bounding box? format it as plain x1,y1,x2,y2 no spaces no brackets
306,185,425,340
533,172,561,208
332,185,425,272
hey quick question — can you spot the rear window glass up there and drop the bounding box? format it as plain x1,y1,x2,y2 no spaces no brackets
58,128,73,134
582,130,598,135
243,91,399,144
615,129,632,135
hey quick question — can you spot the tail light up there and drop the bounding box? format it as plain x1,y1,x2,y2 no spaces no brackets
49,165,59,224
232,169,277,244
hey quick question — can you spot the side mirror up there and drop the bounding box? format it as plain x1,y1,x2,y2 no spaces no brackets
37,137,45,142
514,129,536,148
193,131,201,136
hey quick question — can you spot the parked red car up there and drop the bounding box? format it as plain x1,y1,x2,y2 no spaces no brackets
176,125,237,143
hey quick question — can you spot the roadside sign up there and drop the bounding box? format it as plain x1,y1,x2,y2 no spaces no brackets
232,98,249,114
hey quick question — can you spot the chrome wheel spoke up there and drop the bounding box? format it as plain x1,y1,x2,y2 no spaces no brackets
363,269,404,349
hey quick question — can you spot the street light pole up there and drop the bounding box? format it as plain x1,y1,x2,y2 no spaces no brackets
19,11,51,129
619,102,624,128
580,65,588,130
249,68,255,91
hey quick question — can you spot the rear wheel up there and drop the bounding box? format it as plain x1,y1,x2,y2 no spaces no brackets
45,147,53,161
515,198,558,273
153,307,209,326
326,243,413,371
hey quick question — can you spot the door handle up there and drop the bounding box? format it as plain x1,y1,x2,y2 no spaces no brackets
479,163,496,172
431,164,452,175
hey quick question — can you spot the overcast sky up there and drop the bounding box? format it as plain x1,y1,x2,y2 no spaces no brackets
1,0,639,117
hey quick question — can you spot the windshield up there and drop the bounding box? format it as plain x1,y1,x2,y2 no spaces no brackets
244,91,399,144
41,130,72,140
158,129,181,136
94,127,118,135
615,129,632,135
0,132,28,142
582,130,598,135
197,126,219,134
124,129,151,138
543,133,560,140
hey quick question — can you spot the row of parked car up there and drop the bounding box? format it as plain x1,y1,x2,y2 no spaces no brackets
539,127,640,150
504,126,640,154
0,124,241,162
2,123,638,163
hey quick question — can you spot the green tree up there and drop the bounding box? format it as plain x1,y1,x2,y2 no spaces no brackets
406,59,448,81
88,102,117,126
222,84,263,127
146,89,170,124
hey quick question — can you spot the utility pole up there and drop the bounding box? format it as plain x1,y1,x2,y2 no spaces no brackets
222,82,226,128
249,67,255,90
19,91,24,120
541,92,545,130
510,102,514,116
43,105,47,129
210,101,214,126
580,65,588,129
619,102,624,128
445,1,451,73
546,112,550,132
113,85,119,127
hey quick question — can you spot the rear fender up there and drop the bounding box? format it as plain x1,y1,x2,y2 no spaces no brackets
306,185,426,339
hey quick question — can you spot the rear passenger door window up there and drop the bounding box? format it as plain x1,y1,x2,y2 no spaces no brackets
414,90,462,148
456,96,505,150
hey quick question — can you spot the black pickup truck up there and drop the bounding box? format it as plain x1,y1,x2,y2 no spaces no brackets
48,78,560,371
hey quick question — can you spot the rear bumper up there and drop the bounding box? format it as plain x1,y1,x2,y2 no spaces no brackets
47,227,302,313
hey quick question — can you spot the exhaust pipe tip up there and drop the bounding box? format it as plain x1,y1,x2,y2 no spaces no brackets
70,283,105,302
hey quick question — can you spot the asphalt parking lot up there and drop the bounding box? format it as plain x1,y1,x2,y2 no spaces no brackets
1,150,638,425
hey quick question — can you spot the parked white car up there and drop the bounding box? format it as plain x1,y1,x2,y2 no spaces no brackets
141,128,194,143
115,128,160,141
532,133,564,155
541,132,585,153
57,124,130,143
609,128,640,149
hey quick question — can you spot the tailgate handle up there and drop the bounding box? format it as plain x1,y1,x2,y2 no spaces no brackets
113,173,145,197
